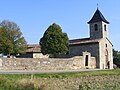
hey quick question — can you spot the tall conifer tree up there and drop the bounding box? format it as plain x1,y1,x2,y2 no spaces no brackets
40,23,69,56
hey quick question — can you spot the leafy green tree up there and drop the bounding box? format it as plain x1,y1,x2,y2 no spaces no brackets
113,49,120,67
0,20,27,55
40,23,69,56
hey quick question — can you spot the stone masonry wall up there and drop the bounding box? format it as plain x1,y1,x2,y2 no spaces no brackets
69,43,99,68
99,38,113,69
0,56,96,70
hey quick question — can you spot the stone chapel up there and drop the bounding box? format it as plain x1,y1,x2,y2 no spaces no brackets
69,8,113,69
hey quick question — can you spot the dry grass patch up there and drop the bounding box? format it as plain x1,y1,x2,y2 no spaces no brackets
0,69,120,90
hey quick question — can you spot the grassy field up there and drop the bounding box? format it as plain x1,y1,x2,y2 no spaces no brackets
0,69,120,90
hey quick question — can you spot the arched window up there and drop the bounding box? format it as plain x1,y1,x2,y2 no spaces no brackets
105,49,108,56
104,24,106,31
105,49,109,69
106,44,107,48
94,24,98,31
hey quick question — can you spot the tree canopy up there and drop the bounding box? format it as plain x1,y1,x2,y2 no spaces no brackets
113,49,120,67
0,20,27,55
40,23,69,56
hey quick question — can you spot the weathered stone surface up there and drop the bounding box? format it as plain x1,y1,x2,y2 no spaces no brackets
0,58,2,67
0,55,96,70
69,43,99,68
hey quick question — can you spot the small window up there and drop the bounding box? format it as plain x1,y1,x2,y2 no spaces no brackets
106,44,107,48
94,24,98,31
104,24,106,31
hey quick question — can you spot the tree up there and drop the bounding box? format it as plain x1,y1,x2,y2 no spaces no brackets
0,20,27,55
113,49,120,67
40,23,69,56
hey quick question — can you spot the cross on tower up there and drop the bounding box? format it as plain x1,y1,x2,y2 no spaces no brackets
97,3,99,9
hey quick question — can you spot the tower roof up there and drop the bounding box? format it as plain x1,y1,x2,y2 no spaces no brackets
88,9,109,24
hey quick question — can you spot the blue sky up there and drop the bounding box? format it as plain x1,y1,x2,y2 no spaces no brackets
0,0,120,50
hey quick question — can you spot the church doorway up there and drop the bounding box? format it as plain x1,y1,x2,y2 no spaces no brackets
107,61,110,69
85,55,88,66
105,49,109,69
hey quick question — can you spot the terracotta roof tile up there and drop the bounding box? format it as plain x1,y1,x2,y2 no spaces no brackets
69,38,99,45
27,44,41,53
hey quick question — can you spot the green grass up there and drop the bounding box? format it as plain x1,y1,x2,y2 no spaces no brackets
0,69,120,90
0,69,120,79
29,69,120,78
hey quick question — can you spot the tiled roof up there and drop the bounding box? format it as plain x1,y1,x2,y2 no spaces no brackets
27,44,41,53
27,38,100,52
27,39,100,52
88,9,109,24
69,38,99,46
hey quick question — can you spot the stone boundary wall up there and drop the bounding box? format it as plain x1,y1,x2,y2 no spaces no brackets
0,56,96,70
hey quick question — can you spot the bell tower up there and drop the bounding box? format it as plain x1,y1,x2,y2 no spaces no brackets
88,9,109,39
